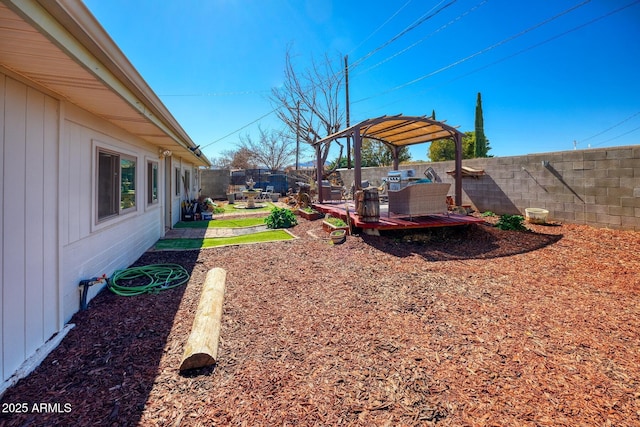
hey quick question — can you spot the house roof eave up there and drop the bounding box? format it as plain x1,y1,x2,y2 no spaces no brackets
1,0,210,167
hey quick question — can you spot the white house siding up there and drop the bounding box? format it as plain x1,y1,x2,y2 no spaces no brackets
1,72,201,387
59,104,166,323
1,74,59,383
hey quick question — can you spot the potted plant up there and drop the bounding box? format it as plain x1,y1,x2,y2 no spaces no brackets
330,229,346,244
297,206,323,221
202,197,215,211
322,215,350,235
201,197,215,220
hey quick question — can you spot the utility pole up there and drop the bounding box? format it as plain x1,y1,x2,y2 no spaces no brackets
344,55,351,169
295,100,300,170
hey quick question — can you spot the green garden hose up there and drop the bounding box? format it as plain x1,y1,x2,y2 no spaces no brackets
108,263,190,296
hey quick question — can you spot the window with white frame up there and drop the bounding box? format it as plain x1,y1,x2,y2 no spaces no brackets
97,149,136,221
147,161,158,205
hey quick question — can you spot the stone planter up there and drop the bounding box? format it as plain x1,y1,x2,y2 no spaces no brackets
525,208,549,224
330,229,346,244
322,219,350,235
297,209,324,221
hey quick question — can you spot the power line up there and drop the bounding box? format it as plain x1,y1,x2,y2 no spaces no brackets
186,1,460,147
347,0,414,57
350,0,458,70
199,108,279,150
416,0,640,101
201,0,637,152
358,1,640,123
161,2,418,102
165,2,432,105
591,124,640,147
198,0,535,150
579,111,640,144
353,0,592,104
356,0,489,76
199,52,347,150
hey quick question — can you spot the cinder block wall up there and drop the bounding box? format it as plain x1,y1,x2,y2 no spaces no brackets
200,169,230,199
336,145,640,231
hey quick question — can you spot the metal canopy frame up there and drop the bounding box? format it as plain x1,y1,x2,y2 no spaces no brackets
312,114,464,206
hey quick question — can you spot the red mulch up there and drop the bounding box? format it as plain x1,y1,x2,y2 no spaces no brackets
1,215,639,426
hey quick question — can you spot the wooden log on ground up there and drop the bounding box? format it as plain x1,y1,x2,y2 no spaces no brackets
179,267,226,371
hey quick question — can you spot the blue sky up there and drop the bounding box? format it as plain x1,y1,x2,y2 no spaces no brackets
82,0,640,164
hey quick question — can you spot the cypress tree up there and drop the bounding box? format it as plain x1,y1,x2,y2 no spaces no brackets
474,92,488,157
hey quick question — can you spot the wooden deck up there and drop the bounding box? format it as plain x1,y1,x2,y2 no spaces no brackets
313,201,485,231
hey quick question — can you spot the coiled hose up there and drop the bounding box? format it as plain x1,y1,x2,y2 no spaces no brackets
108,263,190,296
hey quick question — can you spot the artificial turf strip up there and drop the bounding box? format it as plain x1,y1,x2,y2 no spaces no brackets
155,229,293,250
174,217,267,228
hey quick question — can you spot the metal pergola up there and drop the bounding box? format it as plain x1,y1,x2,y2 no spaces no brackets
311,114,464,205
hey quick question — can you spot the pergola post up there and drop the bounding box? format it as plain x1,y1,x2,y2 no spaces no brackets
353,127,362,189
454,133,463,206
316,143,323,203
392,146,400,170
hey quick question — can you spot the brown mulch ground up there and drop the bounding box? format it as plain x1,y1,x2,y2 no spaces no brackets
1,214,639,426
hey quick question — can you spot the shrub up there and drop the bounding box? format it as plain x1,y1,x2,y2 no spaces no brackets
324,216,347,227
265,207,298,229
481,211,496,217
495,214,527,231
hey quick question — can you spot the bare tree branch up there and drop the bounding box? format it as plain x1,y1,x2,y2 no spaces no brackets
237,127,299,171
270,47,344,173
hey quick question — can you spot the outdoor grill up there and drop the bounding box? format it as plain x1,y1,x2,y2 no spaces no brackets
387,169,415,191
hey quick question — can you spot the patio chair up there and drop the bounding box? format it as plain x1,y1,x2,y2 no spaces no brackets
261,185,274,200
387,182,451,219
321,180,343,202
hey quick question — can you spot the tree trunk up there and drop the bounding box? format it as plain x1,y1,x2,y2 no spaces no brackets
179,268,226,371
